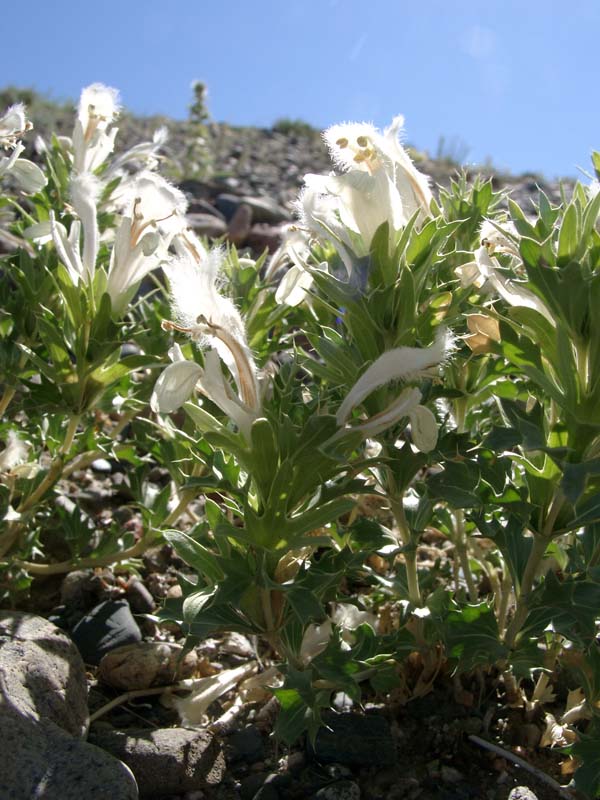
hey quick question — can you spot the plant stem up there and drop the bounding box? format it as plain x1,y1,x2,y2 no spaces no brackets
0,387,17,418
503,489,565,652
13,534,152,575
60,414,81,456
163,463,205,528
503,532,549,651
389,495,422,606
453,509,478,601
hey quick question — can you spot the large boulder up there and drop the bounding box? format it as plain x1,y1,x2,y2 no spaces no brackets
0,611,138,799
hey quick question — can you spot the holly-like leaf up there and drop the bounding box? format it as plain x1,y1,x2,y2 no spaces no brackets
443,600,508,670
523,571,600,645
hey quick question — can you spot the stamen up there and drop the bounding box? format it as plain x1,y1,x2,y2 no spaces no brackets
356,136,369,147
336,137,349,148
161,319,194,334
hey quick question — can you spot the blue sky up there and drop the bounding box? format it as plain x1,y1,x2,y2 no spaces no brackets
2,1,598,178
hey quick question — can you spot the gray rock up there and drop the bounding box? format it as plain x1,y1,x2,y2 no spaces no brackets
0,714,137,799
215,193,290,224
227,203,253,246
0,612,138,799
314,780,361,800
71,599,142,665
312,712,396,768
187,212,227,238
246,223,284,254
90,726,225,797
0,611,88,736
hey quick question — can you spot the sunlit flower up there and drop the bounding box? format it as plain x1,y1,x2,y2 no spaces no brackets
152,248,261,438
72,83,121,173
70,173,101,281
0,104,46,194
105,126,169,180
479,219,519,256
0,147,47,194
106,172,188,312
333,331,451,451
474,244,554,324
298,116,432,275
336,330,451,425
0,104,31,149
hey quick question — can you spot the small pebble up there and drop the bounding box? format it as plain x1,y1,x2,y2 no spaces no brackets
91,458,112,473
508,788,539,800
125,579,155,613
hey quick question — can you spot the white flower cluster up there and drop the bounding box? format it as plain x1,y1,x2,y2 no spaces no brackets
0,103,46,194
25,83,194,314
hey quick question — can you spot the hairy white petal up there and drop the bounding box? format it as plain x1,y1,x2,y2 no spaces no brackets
275,264,314,306
50,211,84,285
475,246,554,324
196,350,258,439
337,331,450,425
9,158,46,194
408,404,438,452
344,386,422,438
71,173,100,280
0,103,28,143
151,359,203,414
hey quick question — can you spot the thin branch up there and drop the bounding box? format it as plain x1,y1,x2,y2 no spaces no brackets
468,734,574,799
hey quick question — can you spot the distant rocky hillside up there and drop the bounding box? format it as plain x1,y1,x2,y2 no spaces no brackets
1,87,575,255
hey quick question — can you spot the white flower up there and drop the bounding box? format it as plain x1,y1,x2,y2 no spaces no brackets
151,343,203,414
479,219,519,256
70,173,101,281
299,603,378,665
275,263,315,306
105,126,168,180
153,249,262,438
474,245,554,324
0,150,47,194
0,104,31,149
49,212,85,285
106,172,188,312
172,662,256,726
164,249,259,411
0,104,46,194
324,116,432,222
0,431,30,473
297,116,431,275
336,330,451,425
72,83,120,173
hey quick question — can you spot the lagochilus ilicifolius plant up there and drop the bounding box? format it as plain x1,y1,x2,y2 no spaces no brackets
4,80,600,794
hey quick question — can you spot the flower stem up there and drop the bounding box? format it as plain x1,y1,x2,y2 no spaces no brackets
13,534,153,575
503,532,549,651
389,495,422,607
453,509,478,601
